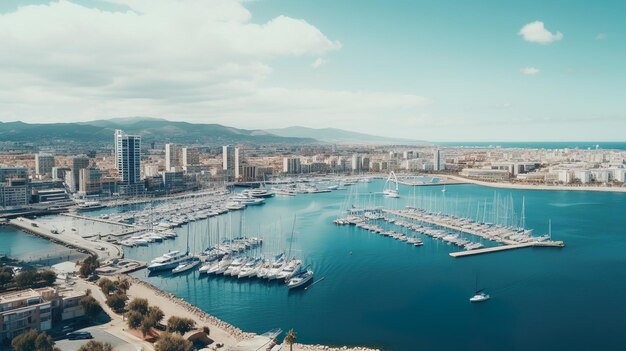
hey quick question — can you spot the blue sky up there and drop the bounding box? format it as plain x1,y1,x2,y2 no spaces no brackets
0,0,625,141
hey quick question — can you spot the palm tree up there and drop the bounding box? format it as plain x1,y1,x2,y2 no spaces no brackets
284,329,297,351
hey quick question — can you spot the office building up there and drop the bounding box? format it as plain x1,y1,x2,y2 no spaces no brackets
234,147,244,180
35,154,55,177
51,167,71,180
0,168,29,208
351,155,362,173
433,149,445,171
222,145,236,180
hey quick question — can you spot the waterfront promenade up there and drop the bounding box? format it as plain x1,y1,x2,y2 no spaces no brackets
437,174,626,193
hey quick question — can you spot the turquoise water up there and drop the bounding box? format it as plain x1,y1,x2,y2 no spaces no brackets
438,141,626,150
118,181,626,350
9,180,626,350
0,225,73,261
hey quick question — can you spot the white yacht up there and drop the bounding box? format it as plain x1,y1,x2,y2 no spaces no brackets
470,291,490,303
148,250,190,272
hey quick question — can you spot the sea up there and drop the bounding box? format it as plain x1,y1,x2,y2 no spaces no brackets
437,141,626,150
8,180,626,350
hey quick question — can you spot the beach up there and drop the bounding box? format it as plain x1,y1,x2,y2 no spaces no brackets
438,174,626,192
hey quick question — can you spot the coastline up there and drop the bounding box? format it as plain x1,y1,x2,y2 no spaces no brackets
436,174,626,193
124,275,380,351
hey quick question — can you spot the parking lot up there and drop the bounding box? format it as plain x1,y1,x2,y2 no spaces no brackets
55,325,136,351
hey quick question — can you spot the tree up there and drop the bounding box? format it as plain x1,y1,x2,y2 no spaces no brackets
105,292,127,313
284,329,297,351
147,305,164,326
140,318,154,337
115,276,131,294
79,256,99,277
80,295,102,319
0,265,14,288
166,316,196,335
127,297,149,315
14,269,37,288
78,341,113,351
39,270,57,286
97,277,116,295
155,333,193,351
12,330,59,351
126,310,144,329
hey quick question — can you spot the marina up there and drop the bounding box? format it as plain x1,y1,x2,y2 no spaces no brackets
2,179,619,351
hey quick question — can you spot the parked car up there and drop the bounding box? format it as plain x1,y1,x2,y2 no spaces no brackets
66,331,93,340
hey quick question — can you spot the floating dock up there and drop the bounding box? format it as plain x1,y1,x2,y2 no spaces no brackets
383,209,564,257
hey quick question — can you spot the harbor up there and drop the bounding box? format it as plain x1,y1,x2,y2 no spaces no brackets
2,178,598,351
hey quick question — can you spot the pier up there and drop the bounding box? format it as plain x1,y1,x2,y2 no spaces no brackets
448,242,563,258
381,209,564,257
8,217,124,259
63,212,137,228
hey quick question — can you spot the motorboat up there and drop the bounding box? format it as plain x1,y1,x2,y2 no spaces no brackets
147,250,190,272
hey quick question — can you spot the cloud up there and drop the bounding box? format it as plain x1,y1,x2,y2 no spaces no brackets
0,0,429,131
518,21,563,44
311,57,328,69
520,67,540,75
595,33,607,40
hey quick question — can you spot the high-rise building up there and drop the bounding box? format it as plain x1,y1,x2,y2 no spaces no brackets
117,131,143,195
234,147,244,180
79,168,102,196
283,157,301,174
165,143,180,171
71,156,90,192
181,147,199,166
433,149,444,171
114,129,124,170
0,168,29,208
119,133,141,184
35,154,55,177
222,145,236,180
351,155,362,173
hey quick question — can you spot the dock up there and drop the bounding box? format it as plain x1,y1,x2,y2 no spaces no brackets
63,213,137,228
383,209,564,257
448,241,564,258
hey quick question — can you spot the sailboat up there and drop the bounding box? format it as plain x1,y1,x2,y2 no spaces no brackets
469,275,490,303
383,171,400,198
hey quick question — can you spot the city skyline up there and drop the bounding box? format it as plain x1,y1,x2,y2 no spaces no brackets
0,0,625,141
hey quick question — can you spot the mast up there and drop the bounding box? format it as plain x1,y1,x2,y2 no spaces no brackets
288,216,296,259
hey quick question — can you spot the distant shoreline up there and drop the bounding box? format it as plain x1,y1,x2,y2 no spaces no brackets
436,174,626,193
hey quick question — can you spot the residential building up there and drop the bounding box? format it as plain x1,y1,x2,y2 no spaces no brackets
0,287,85,344
222,145,236,180
165,143,181,171
181,147,199,166
116,130,144,195
51,167,70,181
283,157,301,174
35,154,55,177
71,156,90,192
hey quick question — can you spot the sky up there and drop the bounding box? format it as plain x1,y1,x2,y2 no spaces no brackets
0,0,625,141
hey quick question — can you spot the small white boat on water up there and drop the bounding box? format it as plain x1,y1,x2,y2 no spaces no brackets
470,291,490,303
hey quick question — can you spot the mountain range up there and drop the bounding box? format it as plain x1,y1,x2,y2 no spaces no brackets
0,118,424,145
265,126,425,145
